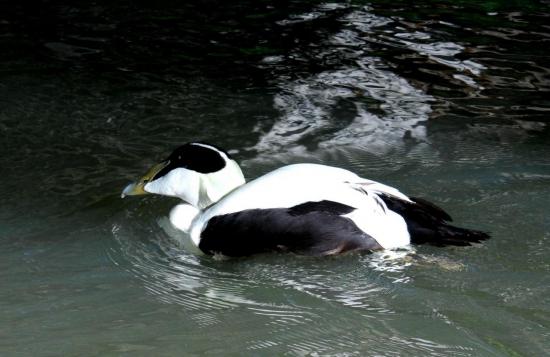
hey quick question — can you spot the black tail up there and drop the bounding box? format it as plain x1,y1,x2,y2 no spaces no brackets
379,195,490,247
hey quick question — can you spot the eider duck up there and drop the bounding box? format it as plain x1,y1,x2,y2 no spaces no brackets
122,142,489,257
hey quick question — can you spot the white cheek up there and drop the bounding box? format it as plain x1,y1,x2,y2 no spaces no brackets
144,176,170,196
144,168,201,205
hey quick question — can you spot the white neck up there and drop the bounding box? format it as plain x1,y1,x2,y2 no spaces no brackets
197,159,245,209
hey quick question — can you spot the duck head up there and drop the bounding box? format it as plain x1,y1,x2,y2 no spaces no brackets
121,142,245,209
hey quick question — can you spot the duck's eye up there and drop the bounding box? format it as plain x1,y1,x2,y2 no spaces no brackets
142,179,149,184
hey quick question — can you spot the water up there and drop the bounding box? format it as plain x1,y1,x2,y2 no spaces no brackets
1,0,549,355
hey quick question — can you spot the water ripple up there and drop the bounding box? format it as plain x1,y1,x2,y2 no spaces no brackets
249,4,492,162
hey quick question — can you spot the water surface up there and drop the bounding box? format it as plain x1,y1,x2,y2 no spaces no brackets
1,0,549,355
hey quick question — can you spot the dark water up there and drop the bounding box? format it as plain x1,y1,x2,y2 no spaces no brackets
1,0,549,355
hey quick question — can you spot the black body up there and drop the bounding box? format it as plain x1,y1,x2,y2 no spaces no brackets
199,200,382,257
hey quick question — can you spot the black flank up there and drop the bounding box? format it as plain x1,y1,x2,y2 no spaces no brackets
199,201,382,257
379,194,490,247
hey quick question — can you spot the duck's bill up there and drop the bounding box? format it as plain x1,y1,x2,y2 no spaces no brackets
121,182,147,198
120,161,169,198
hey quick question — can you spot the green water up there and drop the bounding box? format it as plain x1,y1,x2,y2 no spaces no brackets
1,0,549,355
